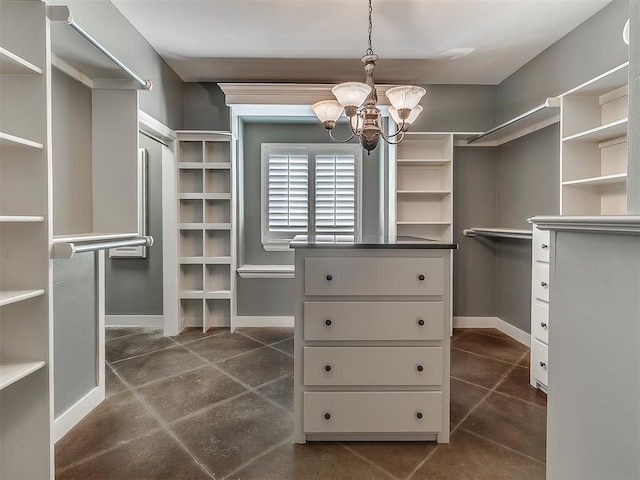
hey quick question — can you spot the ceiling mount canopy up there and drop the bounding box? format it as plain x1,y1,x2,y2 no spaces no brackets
312,0,426,154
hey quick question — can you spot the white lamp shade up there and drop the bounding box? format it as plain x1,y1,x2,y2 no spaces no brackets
389,104,424,125
332,82,372,108
312,100,344,123
385,86,426,110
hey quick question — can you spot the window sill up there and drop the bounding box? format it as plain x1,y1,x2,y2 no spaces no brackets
262,242,293,252
237,264,295,279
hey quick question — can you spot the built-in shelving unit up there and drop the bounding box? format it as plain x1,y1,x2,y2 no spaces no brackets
560,63,629,216
0,2,53,477
176,131,234,332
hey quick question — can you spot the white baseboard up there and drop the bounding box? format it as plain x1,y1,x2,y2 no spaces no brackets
233,316,294,329
453,316,530,347
105,315,163,327
54,385,104,442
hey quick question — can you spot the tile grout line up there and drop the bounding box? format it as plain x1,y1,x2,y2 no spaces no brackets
451,345,528,367
107,337,185,365
459,427,547,466
220,435,294,480
340,444,400,480
450,374,546,410
405,444,441,480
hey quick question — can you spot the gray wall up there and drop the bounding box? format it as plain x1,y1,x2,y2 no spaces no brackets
53,254,97,417
629,0,640,214
50,0,184,129
452,147,497,317
498,0,630,121
105,134,164,316
183,83,230,131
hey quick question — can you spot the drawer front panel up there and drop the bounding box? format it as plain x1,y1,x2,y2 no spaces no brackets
304,391,443,433
304,346,443,386
532,339,548,387
531,301,549,344
304,302,444,341
533,227,551,263
533,263,550,302
304,257,444,296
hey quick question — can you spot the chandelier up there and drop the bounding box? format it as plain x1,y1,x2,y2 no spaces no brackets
312,0,426,154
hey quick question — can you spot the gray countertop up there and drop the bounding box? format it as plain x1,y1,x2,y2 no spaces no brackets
289,235,458,249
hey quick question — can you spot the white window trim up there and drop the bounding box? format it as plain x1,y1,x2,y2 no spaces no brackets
261,143,362,250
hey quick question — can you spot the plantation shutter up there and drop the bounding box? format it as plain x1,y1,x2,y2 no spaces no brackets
315,153,356,233
267,154,309,232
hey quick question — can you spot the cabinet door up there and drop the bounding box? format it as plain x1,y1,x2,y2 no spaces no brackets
304,391,443,433
305,257,444,296
304,302,444,341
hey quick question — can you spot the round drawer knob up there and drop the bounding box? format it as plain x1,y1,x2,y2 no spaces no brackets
325,319,332,326
324,413,331,420
326,274,333,281
540,361,547,368
416,365,424,372
324,364,332,372
418,274,425,281
541,281,548,288
541,322,547,328
416,412,423,419
541,244,549,250
417,319,425,326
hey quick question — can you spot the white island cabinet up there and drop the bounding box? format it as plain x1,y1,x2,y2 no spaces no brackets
291,235,457,444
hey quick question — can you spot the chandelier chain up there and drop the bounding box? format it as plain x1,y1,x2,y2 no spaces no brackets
367,0,373,55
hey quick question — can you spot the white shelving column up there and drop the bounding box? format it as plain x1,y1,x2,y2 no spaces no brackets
0,1,53,478
176,132,234,332
561,63,629,215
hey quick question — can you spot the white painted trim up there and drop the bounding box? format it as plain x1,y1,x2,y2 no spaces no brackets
530,215,640,234
452,316,530,347
105,315,164,327
139,110,177,143
237,264,294,279
54,386,103,441
234,316,294,328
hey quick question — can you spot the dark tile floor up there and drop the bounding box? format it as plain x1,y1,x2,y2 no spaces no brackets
56,327,547,480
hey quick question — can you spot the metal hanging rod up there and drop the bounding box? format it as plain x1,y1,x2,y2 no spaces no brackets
466,98,560,145
47,6,152,90
463,228,532,240
52,236,153,259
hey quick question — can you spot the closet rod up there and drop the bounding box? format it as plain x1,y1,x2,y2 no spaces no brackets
463,228,532,240
466,98,559,145
52,236,153,259
48,6,152,90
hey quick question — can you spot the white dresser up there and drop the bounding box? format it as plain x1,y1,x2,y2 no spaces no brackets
530,225,550,391
291,235,456,443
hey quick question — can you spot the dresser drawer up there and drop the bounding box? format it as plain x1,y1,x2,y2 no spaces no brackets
304,391,443,434
533,263,550,302
531,301,549,344
533,227,551,263
304,346,443,386
304,302,444,341
532,339,548,387
304,257,444,296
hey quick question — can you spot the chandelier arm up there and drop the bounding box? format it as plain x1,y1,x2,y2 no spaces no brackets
379,129,407,145
385,122,407,138
328,129,357,144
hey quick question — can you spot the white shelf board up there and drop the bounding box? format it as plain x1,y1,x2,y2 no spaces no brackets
178,162,231,170
0,361,46,391
179,223,232,230
237,264,295,279
0,215,44,222
178,162,206,169
463,227,532,240
0,47,42,74
397,190,451,196
203,290,232,299
562,173,627,187
180,256,232,265
560,62,629,97
179,290,204,299
396,159,450,166
396,221,450,226
52,232,139,244
0,131,44,149
179,193,231,200
562,119,627,143
0,289,45,307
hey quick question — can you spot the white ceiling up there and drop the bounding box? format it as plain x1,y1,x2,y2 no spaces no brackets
112,0,612,84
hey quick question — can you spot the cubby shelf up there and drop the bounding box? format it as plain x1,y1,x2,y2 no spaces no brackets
396,159,450,166
0,46,42,75
179,193,232,200
179,223,231,230
178,162,231,170
396,221,451,226
396,190,451,196
0,289,45,307
562,118,627,143
0,131,44,149
0,215,44,222
562,173,627,187
0,361,46,391
180,256,232,265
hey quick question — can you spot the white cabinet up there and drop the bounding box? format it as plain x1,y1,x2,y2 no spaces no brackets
293,246,452,443
0,1,53,478
175,131,235,332
530,225,550,391
560,64,628,215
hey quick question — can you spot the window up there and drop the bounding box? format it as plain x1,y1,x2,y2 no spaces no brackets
262,144,361,248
